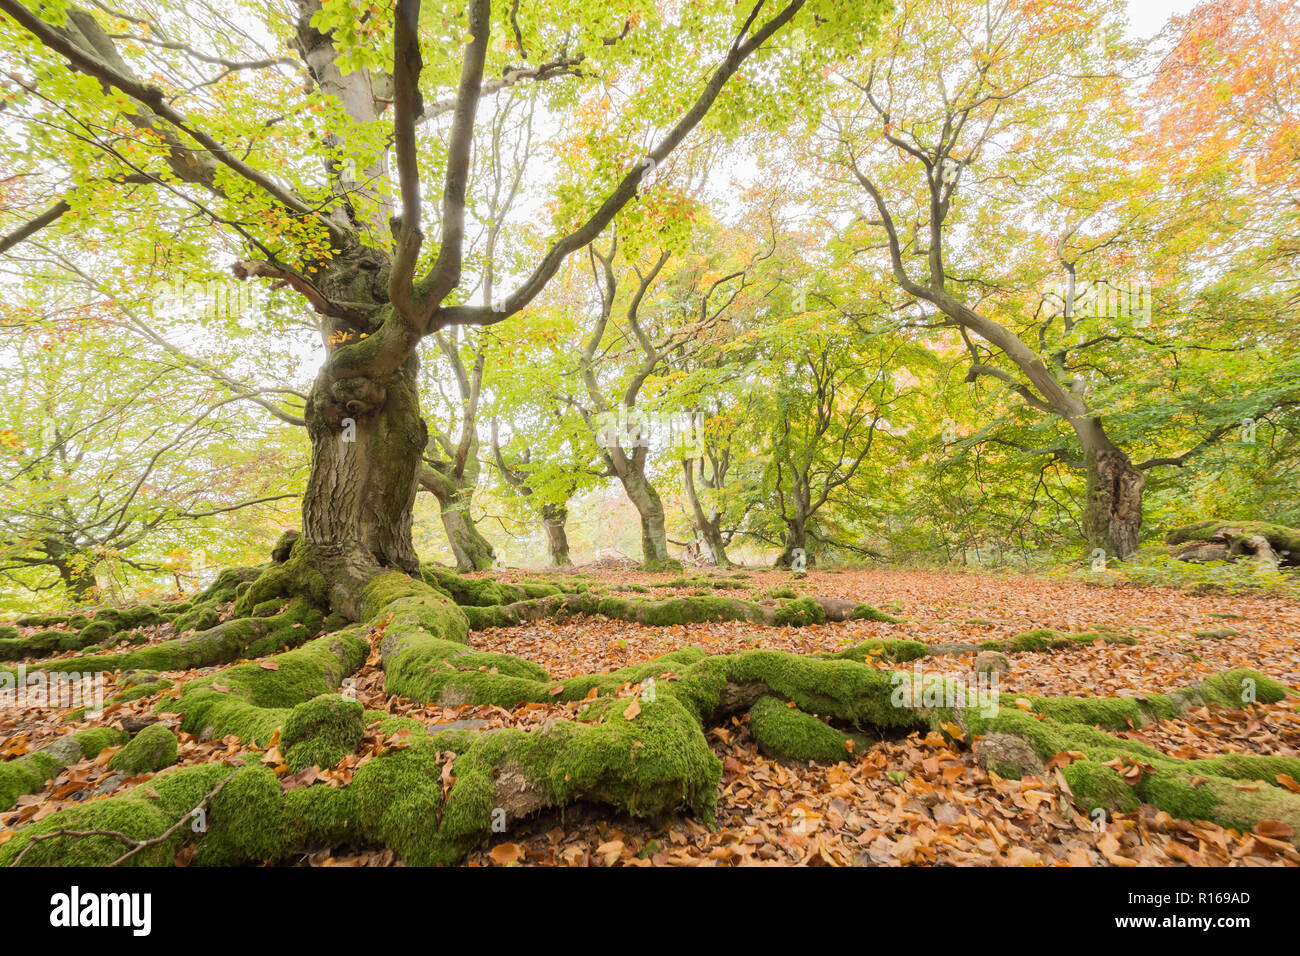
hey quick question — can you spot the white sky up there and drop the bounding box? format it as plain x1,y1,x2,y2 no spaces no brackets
1124,0,1202,38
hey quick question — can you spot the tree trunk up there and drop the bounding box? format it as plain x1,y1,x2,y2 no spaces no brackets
1076,419,1144,561
620,472,671,567
775,518,811,568
54,556,97,603
301,360,426,575
681,461,729,566
542,504,572,566
436,498,496,571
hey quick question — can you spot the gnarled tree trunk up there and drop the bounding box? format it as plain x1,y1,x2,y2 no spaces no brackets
1076,418,1144,562
302,356,426,576
542,503,572,566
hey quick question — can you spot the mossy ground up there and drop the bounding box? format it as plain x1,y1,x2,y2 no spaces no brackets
3,564,1298,866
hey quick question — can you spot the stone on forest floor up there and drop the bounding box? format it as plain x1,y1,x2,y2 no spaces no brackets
976,733,1044,778
428,719,491,733
974,651,1011,676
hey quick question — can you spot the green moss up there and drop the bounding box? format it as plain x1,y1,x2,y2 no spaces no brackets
850,604,903,623
726,650,926,730
2,600,324,678
1007,628,1059,652
639,596,763,626
0,761,234,866
72,727,128,757
0,750,63,811
772,597,827,627
1062,760,1140,814
15,613,71,627
999,628,1136,654
281,693,365,771
282,782,361,848
161,630,367,744
363,572,469,643
748,696,856,762
232,550,325,618
764,585,799,599
109,724,179,774
194,763,290,865
1166,519,1300,554
419,566,538,607
371,714,428,738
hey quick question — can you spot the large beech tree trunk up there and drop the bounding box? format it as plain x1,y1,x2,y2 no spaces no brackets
301,359,425,575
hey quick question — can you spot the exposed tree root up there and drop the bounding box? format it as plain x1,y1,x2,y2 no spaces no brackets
3,559,1297,866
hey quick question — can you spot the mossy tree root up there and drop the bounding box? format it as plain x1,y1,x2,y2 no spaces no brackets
5,566,1296,867
448,590,899,630
1,599,325,680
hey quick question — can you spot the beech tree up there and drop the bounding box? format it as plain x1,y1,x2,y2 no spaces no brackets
0,0,833,605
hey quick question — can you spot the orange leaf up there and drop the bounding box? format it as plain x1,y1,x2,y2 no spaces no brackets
489,843,524,865
1276,773,1300,794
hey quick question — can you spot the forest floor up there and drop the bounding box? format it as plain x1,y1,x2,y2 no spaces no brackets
3,566,1298,867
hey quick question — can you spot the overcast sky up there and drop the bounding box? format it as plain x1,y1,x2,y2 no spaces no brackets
1124,0,1202,38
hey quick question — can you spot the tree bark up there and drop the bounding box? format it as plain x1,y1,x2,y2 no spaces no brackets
681,460,729,566
620,471,671,567
45,539,97,602
542,503,572,566
775,517,812,568
300,358,426,576
418,466,497,572
1076,418,1144,561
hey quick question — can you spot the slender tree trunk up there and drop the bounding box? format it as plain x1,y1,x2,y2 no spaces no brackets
420,472,496,571
541,504,572,566
619,471,671,567
1074,417,1144,561
681,461,729,566
437,495,497,571
301,359,425,575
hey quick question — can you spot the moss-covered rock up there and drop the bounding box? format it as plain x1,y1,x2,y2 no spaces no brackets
109,725,178,775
